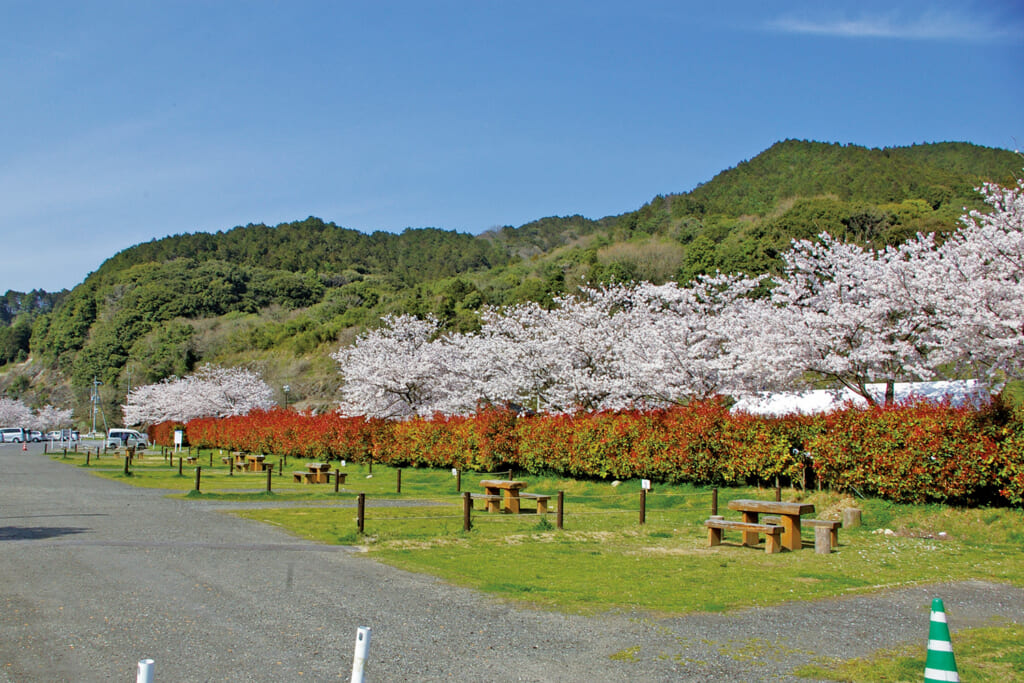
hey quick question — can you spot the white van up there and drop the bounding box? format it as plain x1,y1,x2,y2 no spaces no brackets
106,429,149,450
0,427,26,442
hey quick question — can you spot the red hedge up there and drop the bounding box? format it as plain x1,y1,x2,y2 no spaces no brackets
147,399,1024,507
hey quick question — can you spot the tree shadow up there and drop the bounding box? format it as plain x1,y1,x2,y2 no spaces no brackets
0,526,90,541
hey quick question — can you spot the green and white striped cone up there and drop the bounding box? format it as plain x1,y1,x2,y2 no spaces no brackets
924,597,959,682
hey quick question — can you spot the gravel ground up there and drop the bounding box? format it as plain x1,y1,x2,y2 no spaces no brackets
1,443,1021,682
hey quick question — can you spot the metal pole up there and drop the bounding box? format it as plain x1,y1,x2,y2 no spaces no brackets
136,658,155,683
351,626,371,683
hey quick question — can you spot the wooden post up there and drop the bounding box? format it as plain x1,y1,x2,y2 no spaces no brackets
556,491,564,530
209,452,213,467
456,469,461,492
85,451,90,466
775,481,781,502
178,457,183,476
266,467,272,493
368,458,372,475
842,507,862,528
357,493,365,535
228,458,233,476
463,491,472,532
639,489,646,525
507,469,513,480
814,525,832,554
194,466,201,492
396,468,402,494
123,454,130,476
711,487,718,516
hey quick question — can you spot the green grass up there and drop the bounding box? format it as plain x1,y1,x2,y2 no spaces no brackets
795,622,1024,682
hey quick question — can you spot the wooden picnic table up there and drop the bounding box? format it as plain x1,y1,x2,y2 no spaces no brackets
727,499,815,551
245,454,267,472
478,479,529,513
293,462,331,484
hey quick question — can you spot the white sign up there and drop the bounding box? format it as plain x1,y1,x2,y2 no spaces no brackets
174,430,184,447
641,479,651,490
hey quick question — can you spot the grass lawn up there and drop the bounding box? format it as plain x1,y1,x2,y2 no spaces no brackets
56,445,1024,676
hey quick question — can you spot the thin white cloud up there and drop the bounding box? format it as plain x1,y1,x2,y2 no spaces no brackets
767,9,1020,42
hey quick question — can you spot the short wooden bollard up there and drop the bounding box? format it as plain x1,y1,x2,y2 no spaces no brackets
178,457,183,476
456,469,461,492
463,491,472,531
123,455,130,476
357,493,366,535
639,489,646,525
396,468,402,494
85,451,90,466
266,467,272,493
194,467,202,492
228,459,233,476
711,487,718,516
814,525,832,554
209,453,213,467
334,470,340,493
557,491,564,530
842,507,862,528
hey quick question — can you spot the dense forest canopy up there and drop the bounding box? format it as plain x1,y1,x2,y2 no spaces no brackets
2,140,1020,422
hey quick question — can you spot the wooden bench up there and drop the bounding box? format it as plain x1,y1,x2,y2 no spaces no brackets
334,471,347,485
705,516,783,554
184,456,197,464
469,493,502,510
293,471,315,483
764,516,841,549
518,492,551,514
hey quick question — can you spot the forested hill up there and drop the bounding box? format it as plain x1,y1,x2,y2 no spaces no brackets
3,139,1020,417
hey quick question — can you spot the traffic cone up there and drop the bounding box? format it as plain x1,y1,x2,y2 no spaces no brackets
924,597,959,682
21,441,26,451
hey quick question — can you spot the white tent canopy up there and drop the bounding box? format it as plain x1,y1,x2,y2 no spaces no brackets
731,380,987,417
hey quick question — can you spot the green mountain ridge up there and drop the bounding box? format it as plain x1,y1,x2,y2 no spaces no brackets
1,139,1019,423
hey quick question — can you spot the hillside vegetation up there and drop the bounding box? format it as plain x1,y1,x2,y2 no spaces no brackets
1,140,1019,423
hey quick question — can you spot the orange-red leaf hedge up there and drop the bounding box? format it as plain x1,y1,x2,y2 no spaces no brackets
148,399,1024,507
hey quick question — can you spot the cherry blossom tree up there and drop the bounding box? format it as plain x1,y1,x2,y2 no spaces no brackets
933,179,1024,385
728,232,950,405
0,398,34,427
122,364,276,425
332,315,473,418
31,405,75,431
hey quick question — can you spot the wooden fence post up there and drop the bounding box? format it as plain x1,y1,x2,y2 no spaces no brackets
557,491,564,530
194,467,201,492
266,467,272,493
396,469,402,494
639,489,646,525
463,491,472,532
711,487,718,516
357,493,366,535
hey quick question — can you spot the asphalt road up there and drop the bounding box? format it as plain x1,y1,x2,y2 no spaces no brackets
1,443,1021,682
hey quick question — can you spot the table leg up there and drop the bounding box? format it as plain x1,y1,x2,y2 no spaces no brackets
505,490,521,514
485,487,500,513
781,515,802,551
741,511,759,546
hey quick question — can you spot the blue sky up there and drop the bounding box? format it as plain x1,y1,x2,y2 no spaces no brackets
2,1,1021,292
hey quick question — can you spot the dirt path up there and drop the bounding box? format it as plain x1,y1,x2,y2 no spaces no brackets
2,443,1021,682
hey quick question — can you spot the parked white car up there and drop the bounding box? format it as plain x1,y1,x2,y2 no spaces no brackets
0,427,26,442
106,429,149,450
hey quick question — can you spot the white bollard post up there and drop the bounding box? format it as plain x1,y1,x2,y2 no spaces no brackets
137,658,155,683
351,626,371,683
